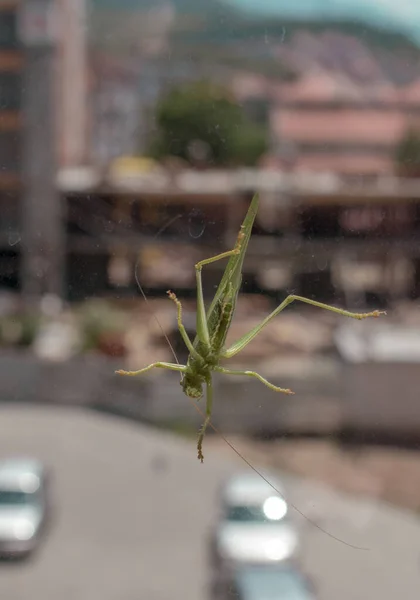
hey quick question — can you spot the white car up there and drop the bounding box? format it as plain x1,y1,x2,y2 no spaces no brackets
209,470,299,574
0,458,52,559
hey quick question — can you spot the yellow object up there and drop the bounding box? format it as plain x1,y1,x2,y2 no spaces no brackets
110,156,158,176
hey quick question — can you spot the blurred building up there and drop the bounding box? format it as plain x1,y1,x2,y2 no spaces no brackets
0,1,24,290
231,27,420,181
232,69,420,180
90,54,141,167
0,0,89,295
55,0,89,167
269,71,420,179
1,5,420,304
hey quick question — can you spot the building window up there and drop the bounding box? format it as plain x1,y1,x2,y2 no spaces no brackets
242,97,269,126
0,131,20,172
0,11,18,50
0,72,21,110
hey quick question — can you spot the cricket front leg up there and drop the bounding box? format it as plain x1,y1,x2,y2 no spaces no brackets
215,366,294,394
116,362,187,376
197,376,214,463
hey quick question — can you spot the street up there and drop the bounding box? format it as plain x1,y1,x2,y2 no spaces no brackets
0,405,418,599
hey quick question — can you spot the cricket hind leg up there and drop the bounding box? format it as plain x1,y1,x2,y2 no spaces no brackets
222,294,386,359
215,366,294,394
197,377,214,463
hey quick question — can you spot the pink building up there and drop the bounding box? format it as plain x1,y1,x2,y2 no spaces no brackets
233,68,420,178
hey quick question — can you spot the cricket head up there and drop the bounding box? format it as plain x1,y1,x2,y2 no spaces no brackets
181,372,203,399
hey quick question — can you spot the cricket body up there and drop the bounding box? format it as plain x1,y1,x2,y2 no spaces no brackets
116,193,386,463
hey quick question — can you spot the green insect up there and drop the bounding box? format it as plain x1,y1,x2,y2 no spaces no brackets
116,193,386,463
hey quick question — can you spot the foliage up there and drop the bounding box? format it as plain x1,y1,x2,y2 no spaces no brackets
395,127,420,177
228,122,269,167
0,301,130,358
0,313,41,348
148,80,268,167
77,300,129,357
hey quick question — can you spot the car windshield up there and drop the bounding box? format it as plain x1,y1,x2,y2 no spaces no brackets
0,490,33,505
226,504,285,523
235,566,312,600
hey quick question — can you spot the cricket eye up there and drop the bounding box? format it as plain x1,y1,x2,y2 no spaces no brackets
186,384,203,399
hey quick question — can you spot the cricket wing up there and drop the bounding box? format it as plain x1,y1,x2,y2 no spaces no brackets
193,193,259,348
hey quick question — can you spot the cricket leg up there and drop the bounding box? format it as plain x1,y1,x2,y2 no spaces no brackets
215,366,294,394
223,294,386,358
195,231,244,346
197,376,214,463
116,362,187,376
166,290,202,361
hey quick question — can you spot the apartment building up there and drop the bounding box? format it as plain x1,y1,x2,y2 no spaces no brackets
232,66,420,179
0,1,23,290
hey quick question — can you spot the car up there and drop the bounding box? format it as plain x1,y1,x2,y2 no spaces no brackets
209,470,300,572
212,564,317,600
0,458,52,559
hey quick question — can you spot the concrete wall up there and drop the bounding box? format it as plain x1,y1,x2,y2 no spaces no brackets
341,362,420,439
1,350,418,442
0,350,342,436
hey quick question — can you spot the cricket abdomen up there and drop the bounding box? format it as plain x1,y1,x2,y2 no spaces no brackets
210,299,234,355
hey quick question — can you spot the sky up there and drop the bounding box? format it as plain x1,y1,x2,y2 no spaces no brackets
92,0,420,44
225,0,420,42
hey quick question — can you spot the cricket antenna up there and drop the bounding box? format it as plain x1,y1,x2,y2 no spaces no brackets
132,213,369,551
205,420,370,551
133,214,183,366
134,256,180,366
133,262,369,550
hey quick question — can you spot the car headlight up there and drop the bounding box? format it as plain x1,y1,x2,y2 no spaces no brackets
265,532,298,562
13,520,35,541
263,497,288,521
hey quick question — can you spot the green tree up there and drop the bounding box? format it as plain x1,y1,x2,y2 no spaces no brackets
148,80,268,167
395,127,420,177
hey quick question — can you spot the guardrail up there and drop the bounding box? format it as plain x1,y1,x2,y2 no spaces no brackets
57,166,420,200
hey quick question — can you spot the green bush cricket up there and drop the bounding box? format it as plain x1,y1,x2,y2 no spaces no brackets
116,193,386,463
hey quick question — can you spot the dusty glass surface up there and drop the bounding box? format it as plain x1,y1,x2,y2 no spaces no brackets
0,0,418,599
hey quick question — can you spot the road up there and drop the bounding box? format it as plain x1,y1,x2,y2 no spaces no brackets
0,405,418,600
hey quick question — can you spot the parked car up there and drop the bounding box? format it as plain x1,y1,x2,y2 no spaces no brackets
208,470,299,572
0,458,52,559
211,564,317,600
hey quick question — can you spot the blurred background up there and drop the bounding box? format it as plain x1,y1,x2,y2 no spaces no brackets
0,0,419,598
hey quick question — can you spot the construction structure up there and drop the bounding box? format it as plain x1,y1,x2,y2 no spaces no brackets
60,167,420,307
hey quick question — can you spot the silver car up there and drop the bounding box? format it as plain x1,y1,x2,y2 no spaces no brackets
209,470,299,573
212,564,317,600
0,458,52,559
